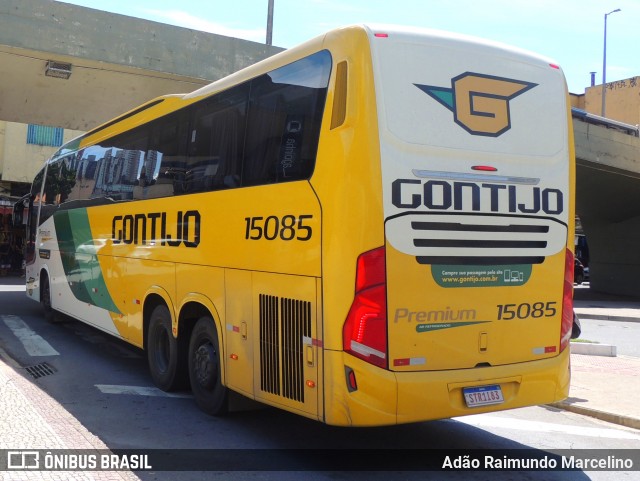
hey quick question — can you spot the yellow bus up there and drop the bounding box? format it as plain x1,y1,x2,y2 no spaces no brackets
25,24,575,426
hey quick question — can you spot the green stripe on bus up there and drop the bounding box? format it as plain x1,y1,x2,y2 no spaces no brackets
54,209,122,315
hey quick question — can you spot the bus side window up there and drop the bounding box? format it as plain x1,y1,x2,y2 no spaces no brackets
39,159,68,225
25,168,45,265
107,128,149,201
278,114,304,181
242,90,286,186
242,49,331,187
71,145,122,204
147,111,189,197
186,84,248,194
56,155,80,205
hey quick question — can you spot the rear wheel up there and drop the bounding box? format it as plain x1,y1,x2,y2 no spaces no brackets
147,305,187,391
189,317,228,416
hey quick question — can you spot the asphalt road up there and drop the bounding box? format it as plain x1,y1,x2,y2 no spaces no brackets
578,317,640,357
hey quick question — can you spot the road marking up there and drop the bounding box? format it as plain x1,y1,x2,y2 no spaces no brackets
95,384,192,398
454,413,640,440
0,285,27,292
1,315,60,356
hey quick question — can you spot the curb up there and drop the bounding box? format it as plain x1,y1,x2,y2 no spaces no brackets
550,401,640,431
573,312,640,323
569,342,617,357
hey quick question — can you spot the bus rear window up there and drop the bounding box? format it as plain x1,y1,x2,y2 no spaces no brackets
374,40,566,157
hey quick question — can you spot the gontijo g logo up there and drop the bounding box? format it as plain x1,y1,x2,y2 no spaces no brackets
415,72,537,137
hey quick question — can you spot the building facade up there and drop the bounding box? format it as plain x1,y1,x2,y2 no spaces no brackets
0,121,84,198
572,76,640,126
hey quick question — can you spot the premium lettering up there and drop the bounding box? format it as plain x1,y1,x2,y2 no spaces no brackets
391,179,563,215
111,210,200,247
394,307,477,323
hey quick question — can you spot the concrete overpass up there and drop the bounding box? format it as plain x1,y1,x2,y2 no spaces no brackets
574,114,640,297
0,0,283,131
2,1,640,297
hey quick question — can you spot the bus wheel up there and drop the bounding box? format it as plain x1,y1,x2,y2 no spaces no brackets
147,304,186,391
189,317,228,416
41,274,59,323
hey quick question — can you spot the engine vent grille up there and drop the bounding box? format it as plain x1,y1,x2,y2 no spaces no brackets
259,295,280,396
259,295,311,403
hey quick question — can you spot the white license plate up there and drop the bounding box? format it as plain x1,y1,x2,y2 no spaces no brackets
463,385,504,407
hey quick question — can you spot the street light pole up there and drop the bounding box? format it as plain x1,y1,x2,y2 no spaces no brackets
601,8,621,117
266,0,274,45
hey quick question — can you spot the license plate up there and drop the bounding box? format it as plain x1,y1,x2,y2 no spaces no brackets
463,385,504,407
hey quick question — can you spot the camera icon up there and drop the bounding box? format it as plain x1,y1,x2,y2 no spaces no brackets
7,451,40,469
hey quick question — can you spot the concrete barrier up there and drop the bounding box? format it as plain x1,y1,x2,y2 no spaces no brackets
570,342,617,357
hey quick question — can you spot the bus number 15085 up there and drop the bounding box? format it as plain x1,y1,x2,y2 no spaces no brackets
244,215,313,241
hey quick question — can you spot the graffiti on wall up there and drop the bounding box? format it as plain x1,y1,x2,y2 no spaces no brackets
606,77,639,90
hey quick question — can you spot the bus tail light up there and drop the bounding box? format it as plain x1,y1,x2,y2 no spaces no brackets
560,248,574,352
343,247,388,369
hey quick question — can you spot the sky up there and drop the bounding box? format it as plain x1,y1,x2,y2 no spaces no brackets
57,0,638,94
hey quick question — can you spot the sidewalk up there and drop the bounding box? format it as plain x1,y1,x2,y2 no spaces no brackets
0,275,140,480
552,353,640,430
0,347,141,480
552,283,640,429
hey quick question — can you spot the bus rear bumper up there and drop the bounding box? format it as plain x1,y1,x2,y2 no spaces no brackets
323,348,570,426
396,347,570,424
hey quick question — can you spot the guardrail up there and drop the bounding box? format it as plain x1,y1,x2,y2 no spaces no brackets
572,108,640,137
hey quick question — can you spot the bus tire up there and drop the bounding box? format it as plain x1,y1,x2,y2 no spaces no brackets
188,316,228,416
147,304,187,391
41,274,60,323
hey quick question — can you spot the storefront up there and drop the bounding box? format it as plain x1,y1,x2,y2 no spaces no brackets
0,196,26,275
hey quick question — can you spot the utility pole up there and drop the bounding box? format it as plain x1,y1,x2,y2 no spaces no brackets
266,0,274,45
601,8,621,117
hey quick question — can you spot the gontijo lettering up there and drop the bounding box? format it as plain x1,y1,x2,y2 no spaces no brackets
111,210,200,247
392,179,564,215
